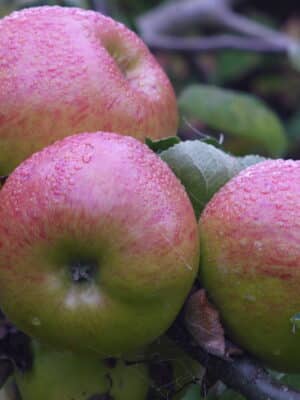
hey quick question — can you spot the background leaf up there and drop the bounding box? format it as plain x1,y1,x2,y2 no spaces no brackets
178,84,288,157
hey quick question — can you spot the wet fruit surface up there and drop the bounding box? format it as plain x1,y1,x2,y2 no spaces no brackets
199,159,300,372
0,132,199,357
0,6,178,175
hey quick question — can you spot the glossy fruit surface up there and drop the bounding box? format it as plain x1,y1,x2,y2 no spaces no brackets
0,6,178,175
15,341,150,400
199,159,300,372
0,132,199,357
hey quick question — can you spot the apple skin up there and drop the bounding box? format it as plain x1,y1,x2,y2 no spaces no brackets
15,341,150,400
0,132,199,357
0,6,178,175
199,159,300,372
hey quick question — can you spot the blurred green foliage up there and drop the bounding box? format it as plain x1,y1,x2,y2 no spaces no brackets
179,84,288,157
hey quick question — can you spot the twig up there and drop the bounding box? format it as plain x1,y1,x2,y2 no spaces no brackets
140,34,286,54
137,0,298,54
89,0,109,15
167,322,300,400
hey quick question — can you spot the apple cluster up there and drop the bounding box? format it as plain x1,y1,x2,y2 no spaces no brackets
0,5,200,400
1,4,300,400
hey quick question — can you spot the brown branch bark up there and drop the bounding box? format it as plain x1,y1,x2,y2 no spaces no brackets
167,319,300,400
140,34,286,54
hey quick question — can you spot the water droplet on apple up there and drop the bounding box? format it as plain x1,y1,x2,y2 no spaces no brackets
244,294,256,302
240,238,248,246
290,313,300,334
82,154,92,163
82,143,95,164
254,241,263,251
31,317,41,326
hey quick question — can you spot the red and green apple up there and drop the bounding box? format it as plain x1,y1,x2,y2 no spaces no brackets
0,132,199,357
0,6,178,175
199,159,300,372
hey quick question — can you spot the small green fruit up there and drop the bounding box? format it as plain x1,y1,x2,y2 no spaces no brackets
146,336,204,399
15,341,150,400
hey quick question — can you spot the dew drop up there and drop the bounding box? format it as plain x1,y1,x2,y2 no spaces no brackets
254,241,263,251
244,294,256,302
240,238,248,247
31,317,41,326
82,154,92,163
290,313,300,334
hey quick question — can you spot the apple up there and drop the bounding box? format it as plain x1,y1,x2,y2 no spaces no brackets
15,338,202,400
15,341,150,400
199,159,300,372
0,132,199,357
0,6,178,175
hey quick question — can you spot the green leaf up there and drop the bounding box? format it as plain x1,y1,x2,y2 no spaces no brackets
236,154,267,171
181,384,202,400
278,373,300,391
161,141,235,218
178,84,287,157
160,140,266,218
145,136,180,153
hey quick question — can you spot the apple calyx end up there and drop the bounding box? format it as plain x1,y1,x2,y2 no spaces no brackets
70,259,98,284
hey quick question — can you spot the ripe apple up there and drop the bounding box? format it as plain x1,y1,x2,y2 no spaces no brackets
0,6,178,175
15,341,150,400
199,159,300,372
0,132,199,357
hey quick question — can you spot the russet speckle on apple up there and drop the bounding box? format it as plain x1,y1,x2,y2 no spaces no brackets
0,132,199,357
0,6,178,175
